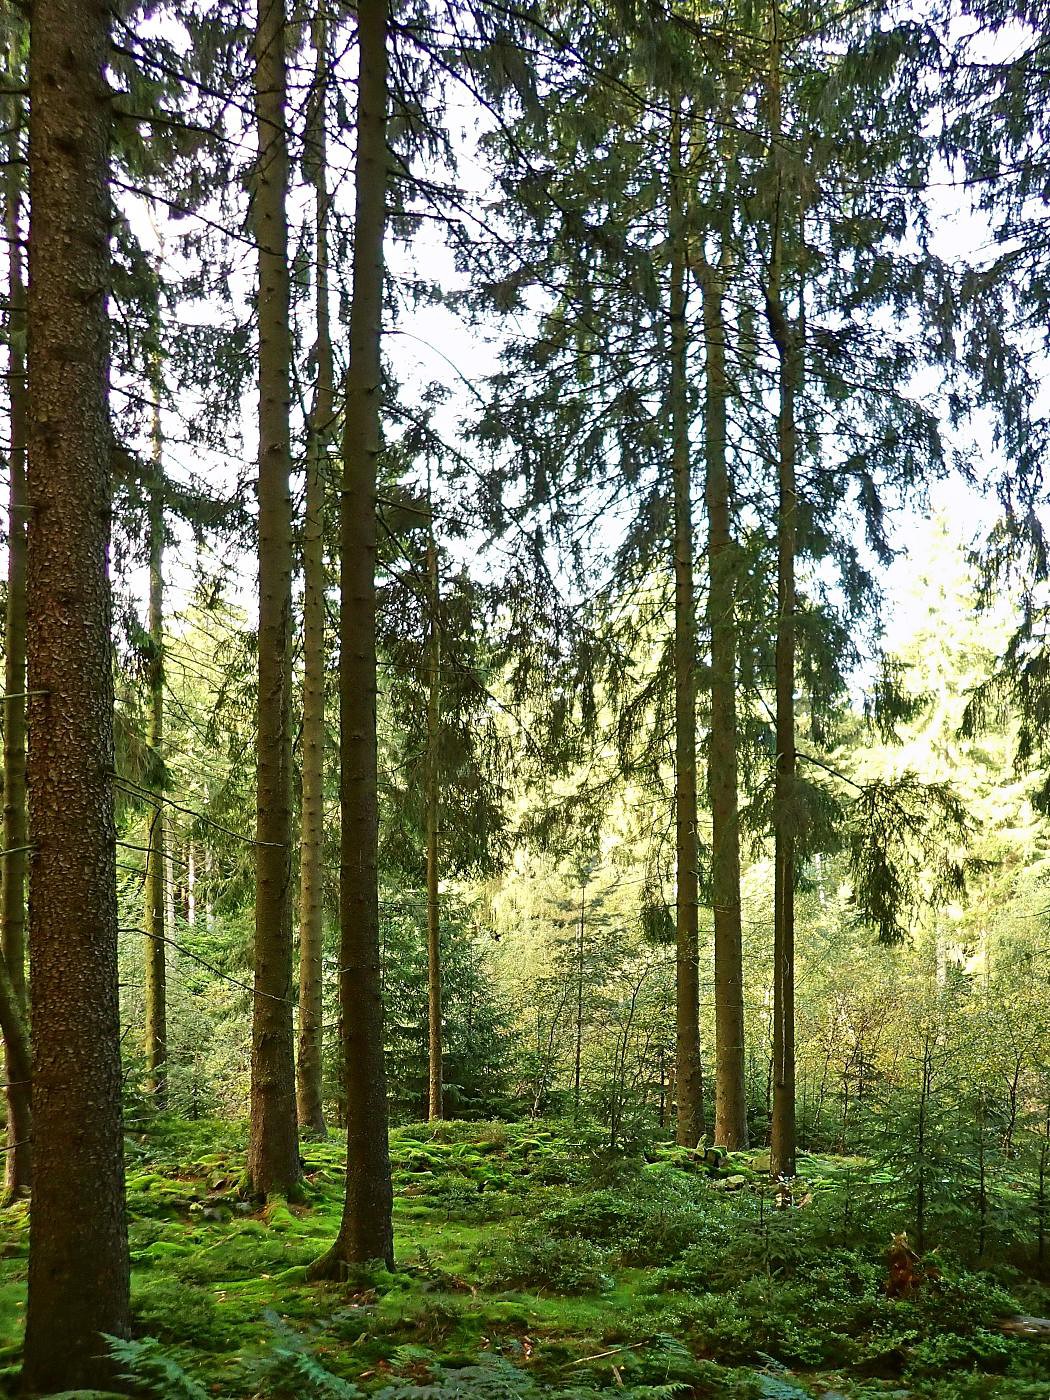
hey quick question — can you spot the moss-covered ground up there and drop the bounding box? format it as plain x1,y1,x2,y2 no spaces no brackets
0,1119,1047,1398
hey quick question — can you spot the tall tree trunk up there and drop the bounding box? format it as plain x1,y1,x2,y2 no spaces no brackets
670,101,703,1148
144,352,167,1105
1,65,32,1200
309,0,394,1274
426,510,443,1121
766,15,798,1178
22,0,130,1386
296,0,332,1139
704,243,748,1151
247,0,301,1200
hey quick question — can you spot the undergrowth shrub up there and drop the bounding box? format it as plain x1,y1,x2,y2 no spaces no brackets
482,1230,611,1293
536,1186,711,1265
132,1274,229,1350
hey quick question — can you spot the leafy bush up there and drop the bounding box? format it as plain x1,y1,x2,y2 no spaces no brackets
903,1326,1014,1377
536,1186,711,1266
131,1274,230,1350
482,1230,611,1293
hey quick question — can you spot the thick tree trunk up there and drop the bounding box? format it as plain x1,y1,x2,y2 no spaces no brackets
703,248,748,1151
1,81,32,1200
22,0,130,1386
669,103,703,1148
144,358,167,1105
296,1,332,1139
247,0,301,1200
309,0,394,1274
766,24,798,1179
426,517,443,1121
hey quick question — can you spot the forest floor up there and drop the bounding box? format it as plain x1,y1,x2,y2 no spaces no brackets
0,1120,1046,1399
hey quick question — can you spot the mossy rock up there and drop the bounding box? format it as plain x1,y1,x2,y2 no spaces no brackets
136,1239,196,1265
230,1218,266,1236
262,1198,298,1232
125,1171,167,1192
43,1392,129,1399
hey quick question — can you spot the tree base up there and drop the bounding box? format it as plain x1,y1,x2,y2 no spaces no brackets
306,1241,395,1283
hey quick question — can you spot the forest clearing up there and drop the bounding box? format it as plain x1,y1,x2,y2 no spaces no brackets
3,0,1050,1395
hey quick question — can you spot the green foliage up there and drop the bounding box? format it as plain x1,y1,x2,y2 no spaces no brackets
251,1311,362,1397
104,1334,209,1400
0,1118,1041,1399
483,1230,611,1294
381,893,523,1122
371,1353,535,1399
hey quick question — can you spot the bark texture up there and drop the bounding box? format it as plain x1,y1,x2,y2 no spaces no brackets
248,0,301,1199
703,247,748,1151
669,104,703,1149
22,0,131,1385
309,0,394,1274
144,364,167,1105
296,1,332,1139
2,85,31,1199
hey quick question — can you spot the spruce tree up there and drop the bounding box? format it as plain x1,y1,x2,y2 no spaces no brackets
669,96,704,1147
22,0,130,1384
247,0,301,1201
296,0,334,1139
311,0,395,1273
425,501,444,1119
144,319,168,1105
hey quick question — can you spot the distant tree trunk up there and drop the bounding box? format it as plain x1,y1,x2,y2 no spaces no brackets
426,510,443,1121
1,78,32,1200
247,0,301,1200
915,1030,932,1253
1037,1095,1049,1273
186,839,197,926
164,818,176,930
309,0,394,1274
296,0,332,1139
144,354,167,1106
22,0,131,1386
703,240,748,1152
976,1088,988,1258
205,845,214,930
573,873,586,1115
766,18,798,1180
669,101,703,1148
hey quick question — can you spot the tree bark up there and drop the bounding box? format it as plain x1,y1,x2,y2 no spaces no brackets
247,0,301,1200
766,14,798,1179
703,244,748,1151
669,101,703,1148
22,0,131,1386
1,64,31,1199
296,0,332,1139
426,511,443,1121
144,348,167,1106
309,0,394,1274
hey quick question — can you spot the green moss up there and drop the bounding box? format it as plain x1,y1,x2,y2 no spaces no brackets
0,1118,1040,1399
